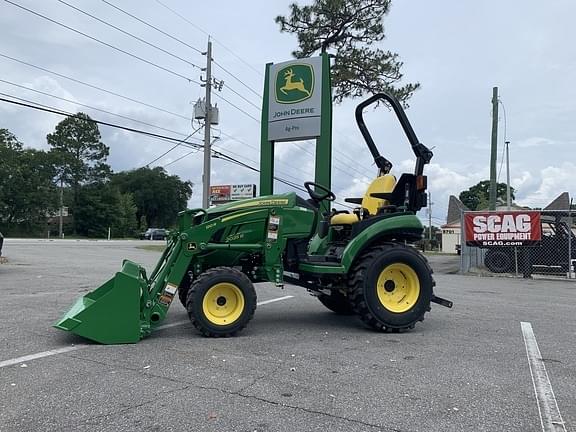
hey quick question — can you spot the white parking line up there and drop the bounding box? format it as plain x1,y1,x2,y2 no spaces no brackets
0,295,295,368
256,295,294,306
0,345,87,369
521,322,567,432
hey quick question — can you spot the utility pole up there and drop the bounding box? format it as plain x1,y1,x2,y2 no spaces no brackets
505,140,511,210
428,192,433,249
489,87,499,211
201,39,213,208
58,177,63,238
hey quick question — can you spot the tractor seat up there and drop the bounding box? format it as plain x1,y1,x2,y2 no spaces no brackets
330,174,396,225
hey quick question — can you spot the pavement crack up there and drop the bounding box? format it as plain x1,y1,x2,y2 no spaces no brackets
65,353,410,432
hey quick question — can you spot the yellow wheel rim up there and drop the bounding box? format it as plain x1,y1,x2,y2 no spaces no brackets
202,283,245,326
376,263,420,313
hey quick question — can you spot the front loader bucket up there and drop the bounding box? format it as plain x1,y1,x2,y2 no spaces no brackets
54,260,145,344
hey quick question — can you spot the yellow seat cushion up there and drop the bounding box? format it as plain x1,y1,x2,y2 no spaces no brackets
330,213,359,225
329,174,396,226
361,174,396,215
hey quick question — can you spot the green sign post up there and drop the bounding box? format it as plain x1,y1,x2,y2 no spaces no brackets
259,53,332,212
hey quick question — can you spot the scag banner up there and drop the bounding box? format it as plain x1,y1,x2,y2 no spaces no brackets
464,211,541,247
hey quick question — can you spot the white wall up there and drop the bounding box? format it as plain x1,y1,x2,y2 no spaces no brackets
441,228,461,254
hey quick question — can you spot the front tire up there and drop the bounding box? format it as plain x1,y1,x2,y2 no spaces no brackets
348,243,433,332
186,267,257,337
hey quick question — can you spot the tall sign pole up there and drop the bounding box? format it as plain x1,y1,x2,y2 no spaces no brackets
505,140,511,210
260,53,331,212
489,86,498,211
201,39,213,208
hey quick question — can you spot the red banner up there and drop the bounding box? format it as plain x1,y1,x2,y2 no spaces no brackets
209,185,231,202
464,211,541,247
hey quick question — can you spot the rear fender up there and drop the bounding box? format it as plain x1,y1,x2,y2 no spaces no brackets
340,214,424,272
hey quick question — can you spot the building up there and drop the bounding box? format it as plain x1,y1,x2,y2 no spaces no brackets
441,196,469,254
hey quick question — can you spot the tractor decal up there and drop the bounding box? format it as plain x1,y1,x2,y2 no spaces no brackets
275,64,314,104
228,199,290,209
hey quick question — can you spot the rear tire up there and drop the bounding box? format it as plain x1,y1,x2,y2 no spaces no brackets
186,267,257,337
484,249,514,273
317,291,355,315
348,243,433,332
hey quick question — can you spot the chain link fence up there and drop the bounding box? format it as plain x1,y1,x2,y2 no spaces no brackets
460,209,576,279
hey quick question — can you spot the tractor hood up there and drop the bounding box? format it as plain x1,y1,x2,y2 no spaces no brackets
205,192,298,216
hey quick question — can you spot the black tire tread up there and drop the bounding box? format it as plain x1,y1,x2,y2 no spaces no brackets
186,266,257,337
347,242,434,332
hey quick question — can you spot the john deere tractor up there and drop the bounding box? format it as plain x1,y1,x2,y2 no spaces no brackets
55,92,452,344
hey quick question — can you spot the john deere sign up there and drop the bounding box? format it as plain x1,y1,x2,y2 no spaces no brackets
268,57,322,141
274,64,314,104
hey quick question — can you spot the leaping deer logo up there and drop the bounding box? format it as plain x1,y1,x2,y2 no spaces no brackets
280,68,311,97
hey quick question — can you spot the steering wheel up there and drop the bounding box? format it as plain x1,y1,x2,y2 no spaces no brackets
304,181,336,202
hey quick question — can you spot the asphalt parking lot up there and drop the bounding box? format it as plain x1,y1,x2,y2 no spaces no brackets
0,240,574,432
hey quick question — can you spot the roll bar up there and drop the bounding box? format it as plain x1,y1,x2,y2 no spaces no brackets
354,93,433,176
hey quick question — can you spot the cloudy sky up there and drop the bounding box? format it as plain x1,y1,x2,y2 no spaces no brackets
1,0,575,226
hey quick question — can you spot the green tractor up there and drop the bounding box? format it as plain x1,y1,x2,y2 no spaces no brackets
55,92,452,344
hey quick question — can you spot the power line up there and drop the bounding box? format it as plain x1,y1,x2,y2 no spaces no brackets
0,94,204,150
146,124,203,166
212,143,304,185
497,98,508,182
213,152,308,195
220,82,261,110
98,0,263,116
100,0,203,55
292,142,370,186
213,60,262,99
152,0,263,78
163,147,201,168
147,133,193,167
4,0,201,84
0,78,202,140
212,92,260,123
55,0,202,70
218,130,314,179
212,147,354,209
0,53,191,121
0,94,290,186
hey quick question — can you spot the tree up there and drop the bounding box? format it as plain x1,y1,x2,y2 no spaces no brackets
0,129,22,219
275,0,419,104
47,113,111,232
73,184,120,237
0,130,58,234
459,180,515,211
111,167,193,228
113,192,138,238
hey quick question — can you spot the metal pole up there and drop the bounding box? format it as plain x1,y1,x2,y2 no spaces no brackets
202,39,212,208
569,199,573,279
489,87,498,210
58,177,63,238
428,192,432,242
506,140,511,210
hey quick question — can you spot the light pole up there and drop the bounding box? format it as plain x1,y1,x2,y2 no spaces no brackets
505,140,511,210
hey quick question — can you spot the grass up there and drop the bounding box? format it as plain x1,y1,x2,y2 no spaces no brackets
136,245,166,252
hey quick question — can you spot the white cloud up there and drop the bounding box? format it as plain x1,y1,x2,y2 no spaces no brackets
515,137,556,148
517,162,576,208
